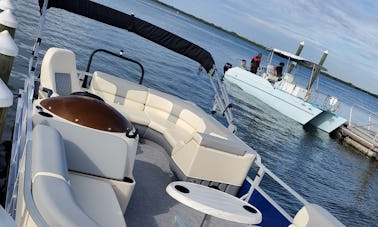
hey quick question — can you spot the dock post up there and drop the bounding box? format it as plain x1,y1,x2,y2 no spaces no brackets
0,0,16,13
0,30,17,140
0,9,17,38
287,41,304,73
306,50,328,91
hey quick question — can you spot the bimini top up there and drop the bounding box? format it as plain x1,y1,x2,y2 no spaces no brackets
38,0,216,75
269,48,327,71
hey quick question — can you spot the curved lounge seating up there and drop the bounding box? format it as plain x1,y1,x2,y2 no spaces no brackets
88,71,257,193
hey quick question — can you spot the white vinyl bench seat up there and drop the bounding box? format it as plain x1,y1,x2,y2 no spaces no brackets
88,71,257,191
70,173,127,227
31,125,126,227
289,204,344,227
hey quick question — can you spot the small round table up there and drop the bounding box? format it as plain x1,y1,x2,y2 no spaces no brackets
166,181,262,226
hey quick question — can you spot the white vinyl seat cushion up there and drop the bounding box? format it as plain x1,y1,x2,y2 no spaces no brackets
70,173,127,227
192,132,247,156
31,124,69,182
39,47,81,97
87,70,257,185
33,176,99,227
89,71,148,109
31,125,127,227
290,204,344,227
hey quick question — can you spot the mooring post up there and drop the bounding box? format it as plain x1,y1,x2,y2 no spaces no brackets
0,30,17,83
287,41,304,73
0,9,17,38
0,30,17,140
0,0,16,13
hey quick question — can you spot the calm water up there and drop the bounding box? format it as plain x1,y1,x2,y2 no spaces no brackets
5,0,378,226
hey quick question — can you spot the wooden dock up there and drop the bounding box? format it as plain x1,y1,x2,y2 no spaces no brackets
337,125,378,160
335,104,378,160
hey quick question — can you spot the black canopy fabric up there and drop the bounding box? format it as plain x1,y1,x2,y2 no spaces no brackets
38,0,216,74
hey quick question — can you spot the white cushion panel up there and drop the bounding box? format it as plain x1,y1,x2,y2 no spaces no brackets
91,71,148,105
70,173,127,227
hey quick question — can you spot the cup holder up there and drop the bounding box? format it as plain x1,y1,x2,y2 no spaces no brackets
174,185,190,194
38,111,53,118
124,177,134,183
243,205,257,213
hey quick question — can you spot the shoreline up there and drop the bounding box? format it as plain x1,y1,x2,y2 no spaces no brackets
153,0,266,49
153,0,378,98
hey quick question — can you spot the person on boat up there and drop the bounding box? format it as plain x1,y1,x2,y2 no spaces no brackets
275,62,285,79
250,53,262,73
240,59,247,69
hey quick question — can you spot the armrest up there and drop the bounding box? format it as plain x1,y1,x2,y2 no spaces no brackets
192,132,247,156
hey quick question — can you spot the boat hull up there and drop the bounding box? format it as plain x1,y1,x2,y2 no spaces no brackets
224,67,322,125
308,111,347,133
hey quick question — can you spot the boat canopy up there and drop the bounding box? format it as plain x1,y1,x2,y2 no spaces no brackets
38,0,216,75
269,48,327,71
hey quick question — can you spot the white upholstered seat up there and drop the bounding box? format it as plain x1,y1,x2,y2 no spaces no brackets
289,204,344,227
88,70,257,187
31,125,127,227
39,47,81,97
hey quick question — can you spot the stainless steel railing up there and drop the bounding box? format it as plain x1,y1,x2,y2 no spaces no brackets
240,155,309,223
348,104,378,142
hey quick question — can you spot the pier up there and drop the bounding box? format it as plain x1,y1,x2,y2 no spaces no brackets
335,104,378,160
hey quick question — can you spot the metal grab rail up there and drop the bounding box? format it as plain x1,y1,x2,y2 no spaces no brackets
5,88,26,216
308,90,342,113
348,104,378,134
240,156,309,222
83,49,145,86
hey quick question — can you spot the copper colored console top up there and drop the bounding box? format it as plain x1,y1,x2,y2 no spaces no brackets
40,96,127,132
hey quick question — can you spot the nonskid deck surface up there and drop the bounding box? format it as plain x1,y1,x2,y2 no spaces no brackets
125,139,244,227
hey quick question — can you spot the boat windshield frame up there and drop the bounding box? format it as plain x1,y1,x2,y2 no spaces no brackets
266,48,327,72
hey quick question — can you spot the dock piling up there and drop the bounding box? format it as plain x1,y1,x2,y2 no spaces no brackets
0,29,17,140
336,105,378,160
0,0,16,13
0,9,17,38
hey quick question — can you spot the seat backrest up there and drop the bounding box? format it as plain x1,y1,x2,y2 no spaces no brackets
40,47,81,96
32,109,133,180
291,204,344,227
31,125,99,227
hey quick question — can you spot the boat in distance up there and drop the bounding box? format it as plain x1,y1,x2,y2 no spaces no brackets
223,48,347,133
0,0,345,226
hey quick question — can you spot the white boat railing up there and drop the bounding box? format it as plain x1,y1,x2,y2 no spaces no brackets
5,74,36,217
240,155,309,222
5,1,48,218
308,90,342,113
209,70,237,133
348,104,378,140
5,87,26,216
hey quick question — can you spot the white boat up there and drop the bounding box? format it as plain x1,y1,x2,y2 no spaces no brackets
223,48,347,133
0,0,345,226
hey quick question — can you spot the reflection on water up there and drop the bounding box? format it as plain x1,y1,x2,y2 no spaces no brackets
3,0,378,226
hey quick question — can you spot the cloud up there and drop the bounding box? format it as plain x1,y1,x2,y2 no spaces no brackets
159,0,378,93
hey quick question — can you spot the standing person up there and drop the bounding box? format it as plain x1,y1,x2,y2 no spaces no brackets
275,62,285,78
250,53,262,74
240,59,247,69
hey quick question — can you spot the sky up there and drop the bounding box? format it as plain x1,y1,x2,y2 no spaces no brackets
160,0,378,95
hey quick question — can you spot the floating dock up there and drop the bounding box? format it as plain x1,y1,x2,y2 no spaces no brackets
334,105,378,160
